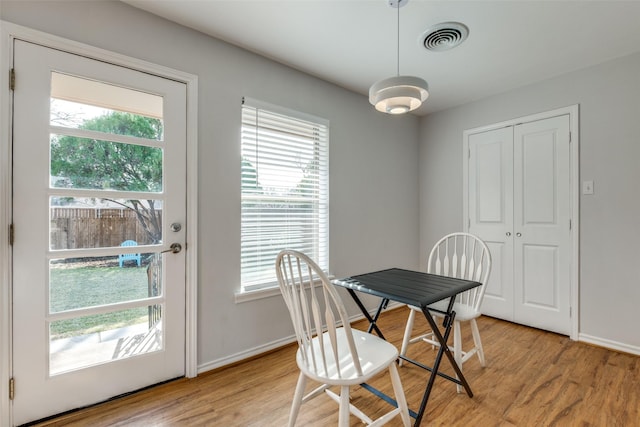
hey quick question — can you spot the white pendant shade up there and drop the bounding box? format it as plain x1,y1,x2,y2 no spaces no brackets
369,76,429,114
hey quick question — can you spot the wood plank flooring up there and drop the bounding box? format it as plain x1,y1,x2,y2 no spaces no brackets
32,306,639,426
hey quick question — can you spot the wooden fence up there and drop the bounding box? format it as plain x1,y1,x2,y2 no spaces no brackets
50,208,161,250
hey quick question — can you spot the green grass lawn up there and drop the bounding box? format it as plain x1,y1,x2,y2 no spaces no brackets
49,263,155,339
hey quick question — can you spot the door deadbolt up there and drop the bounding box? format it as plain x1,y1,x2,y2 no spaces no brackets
170,223,182,232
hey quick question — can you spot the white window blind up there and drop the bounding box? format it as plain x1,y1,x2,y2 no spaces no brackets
241,98,329,291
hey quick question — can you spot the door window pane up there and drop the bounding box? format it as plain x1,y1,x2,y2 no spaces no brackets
50,99,164,140
50,135,163,192
50,197,163,249
49,304,163,375
50,72,163,140
49,255,163,313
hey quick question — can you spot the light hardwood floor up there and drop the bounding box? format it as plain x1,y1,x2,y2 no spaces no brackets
32,306,639,426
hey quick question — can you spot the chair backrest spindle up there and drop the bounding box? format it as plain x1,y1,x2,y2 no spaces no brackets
427,233,491,311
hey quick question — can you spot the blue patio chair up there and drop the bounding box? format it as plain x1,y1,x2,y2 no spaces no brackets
118,240,141,267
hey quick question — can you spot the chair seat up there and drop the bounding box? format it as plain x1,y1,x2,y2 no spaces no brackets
409,299,480,322
297,328,399,386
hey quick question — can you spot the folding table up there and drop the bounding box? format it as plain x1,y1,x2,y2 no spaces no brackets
333,268,481,426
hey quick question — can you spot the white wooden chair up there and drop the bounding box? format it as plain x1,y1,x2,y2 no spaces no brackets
399,233,492,392
276,250,411,427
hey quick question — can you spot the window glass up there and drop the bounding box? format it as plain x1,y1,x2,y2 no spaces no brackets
241,99,329,291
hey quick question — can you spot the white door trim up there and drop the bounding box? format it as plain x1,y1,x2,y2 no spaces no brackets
0,21,199,426
462,105,579,341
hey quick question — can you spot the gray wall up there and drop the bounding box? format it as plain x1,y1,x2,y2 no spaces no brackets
419,51,640,351
5,0,638,369
1,1,420,369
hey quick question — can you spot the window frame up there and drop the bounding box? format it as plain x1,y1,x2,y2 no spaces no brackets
239,97,329,295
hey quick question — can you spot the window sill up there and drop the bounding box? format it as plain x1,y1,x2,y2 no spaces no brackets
235,274,335,304
234,286,282,303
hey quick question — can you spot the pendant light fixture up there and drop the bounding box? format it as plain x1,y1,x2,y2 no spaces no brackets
369,0,429,114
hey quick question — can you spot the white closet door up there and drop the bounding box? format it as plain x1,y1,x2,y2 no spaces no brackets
468,127,514,321
513,116,571,335
467,114,572,335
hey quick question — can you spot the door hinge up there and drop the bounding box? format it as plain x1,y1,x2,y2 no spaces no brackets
569,219,572,230
569,131,572,143
9,377,14,400
9,68,15,91
9,224,14,245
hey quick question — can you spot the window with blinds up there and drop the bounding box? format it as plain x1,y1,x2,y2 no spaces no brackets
241,98,329,292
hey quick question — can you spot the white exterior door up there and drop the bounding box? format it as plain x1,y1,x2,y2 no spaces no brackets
11,40,187,425
468,114,572,335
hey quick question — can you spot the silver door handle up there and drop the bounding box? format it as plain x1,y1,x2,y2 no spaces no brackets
162,243,182,254
506,232,511,237
516,232,522,237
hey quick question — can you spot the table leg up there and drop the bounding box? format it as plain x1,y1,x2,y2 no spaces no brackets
413,307,474,426
346,289,387,340
422,307,473,396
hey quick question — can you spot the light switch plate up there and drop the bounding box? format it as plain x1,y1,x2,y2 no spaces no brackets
583,180,594,195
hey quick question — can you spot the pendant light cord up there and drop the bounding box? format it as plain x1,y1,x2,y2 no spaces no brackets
396,1,400,76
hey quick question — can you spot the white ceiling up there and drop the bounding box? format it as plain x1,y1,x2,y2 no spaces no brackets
123,0,640,115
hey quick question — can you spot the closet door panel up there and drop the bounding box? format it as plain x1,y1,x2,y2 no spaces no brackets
468,127,514,320
521,244,559,307
513,116,571,335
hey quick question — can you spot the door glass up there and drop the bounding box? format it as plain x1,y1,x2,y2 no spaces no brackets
46,72,165,375
49,303,163,375
50,72,164,140
50,99,164,141
49,255,162,312
50,197,163,250
50,135,164,192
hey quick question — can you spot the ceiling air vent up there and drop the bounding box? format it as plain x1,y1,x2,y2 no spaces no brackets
420,22,469,52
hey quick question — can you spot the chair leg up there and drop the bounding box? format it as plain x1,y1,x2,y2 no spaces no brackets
399,309,416,366
338,386,350,427
388,362,411,427
470,318,486,367
453,320,463,393
288,372,307,427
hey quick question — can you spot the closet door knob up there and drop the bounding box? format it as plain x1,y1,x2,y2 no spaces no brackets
506,232,511,237
516,232,522,237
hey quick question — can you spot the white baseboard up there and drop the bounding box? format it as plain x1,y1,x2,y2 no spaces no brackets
579,333,640,356
197,335,297,374
197,302,405,374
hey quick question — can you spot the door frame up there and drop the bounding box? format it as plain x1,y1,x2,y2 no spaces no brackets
462,105,579,341
0,21,199,426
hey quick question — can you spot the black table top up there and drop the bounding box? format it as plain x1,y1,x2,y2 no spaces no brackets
333,268,481,308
